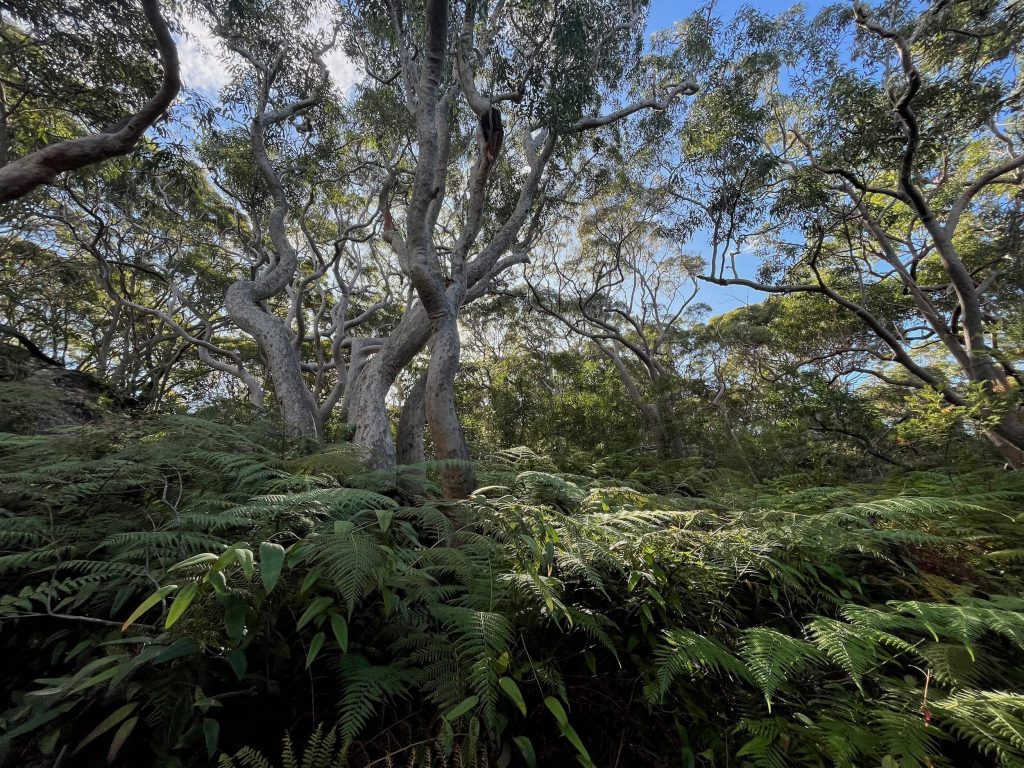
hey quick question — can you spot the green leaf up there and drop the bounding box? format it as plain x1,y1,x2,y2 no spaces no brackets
334,520,354,536
168,553,218,571
224,596,247,643
74,702,138,753
106,716,139,762
376,509,394,532
203,718,219,759
300,567,322,595
544,696,569,727
645,586,666,609
211,548,238,572
259,542,286,593
330,613,348,652
297,597,333,629
121,585,177,631
235,548,254,580
164,583,198,629
39,728,61,756
443,695,479,722
499,677,527,716
154,638,197,664
305,632,326,669
225,649,247,680
207,570,229,595
561,723,593,766
513,736,538,768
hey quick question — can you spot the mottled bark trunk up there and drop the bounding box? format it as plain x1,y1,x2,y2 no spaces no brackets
225,284,320,438
396,372,427,495
658,401,688,459
641,401,686,459
224,63,326,440
396,372,428,465
349,301,432,467
987,409,1024,469
425,301,475,498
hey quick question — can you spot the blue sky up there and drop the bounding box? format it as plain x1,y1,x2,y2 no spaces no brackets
170,0,836,319
647,0,834,32
644,0,835,317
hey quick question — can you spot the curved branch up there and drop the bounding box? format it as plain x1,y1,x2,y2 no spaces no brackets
0,0,180,203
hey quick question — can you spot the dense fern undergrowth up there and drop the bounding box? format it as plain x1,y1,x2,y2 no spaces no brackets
1,413,1023,768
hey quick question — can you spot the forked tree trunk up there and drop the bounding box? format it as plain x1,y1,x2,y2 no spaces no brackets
225,74,326,441
225,284,320,439
349,302,432,468
424,304,476,498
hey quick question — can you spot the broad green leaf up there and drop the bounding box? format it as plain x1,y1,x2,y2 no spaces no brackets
39,728,61,756
225,649,247,680
376,509,394,532
154,638,198,664
223,596,247,643
164,583,197,629
106,716,139,762
330,613,348,652
121,585,177,632
544,696,568,727
235,548,254,580
561,723,593,766
285,541,307,564
259,542,286,593
74,702,137,752
513,736,538,768
203,718,219,758
334,520,354,536
499,677,527,716
168,553,218,571
300,567,322,595
212,542,253,573
305,632,326,669
211,549,238,572
443,695,479,722
297,597,333,629
207,570,229,595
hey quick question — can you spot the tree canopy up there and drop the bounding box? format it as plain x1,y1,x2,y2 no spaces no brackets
1,0,1023,766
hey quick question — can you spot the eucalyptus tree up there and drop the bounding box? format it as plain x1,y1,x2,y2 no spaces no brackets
188,0,399,438
0,140,268,406
525,192,702,459
672,0,1024,466
340,0,698,497
0,0,180,203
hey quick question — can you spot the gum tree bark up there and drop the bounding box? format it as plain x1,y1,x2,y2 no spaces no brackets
0,0,180,203
224,60,323,439
349,0,696,495
396,372,428,494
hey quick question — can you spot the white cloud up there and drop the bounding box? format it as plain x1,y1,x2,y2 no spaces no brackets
174,6,361,98
306,7,362,97
323,46,361,97
176,11,233,94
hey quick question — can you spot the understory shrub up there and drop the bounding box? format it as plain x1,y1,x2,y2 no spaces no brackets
1,416,1023,767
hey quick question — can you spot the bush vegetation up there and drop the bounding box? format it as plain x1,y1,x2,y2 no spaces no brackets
2,410,1022,767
